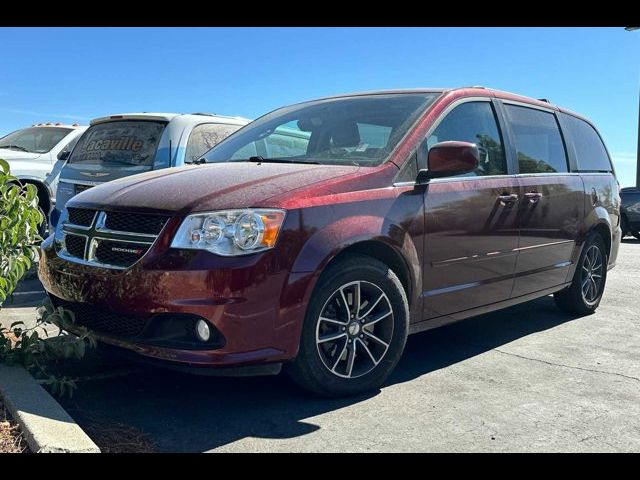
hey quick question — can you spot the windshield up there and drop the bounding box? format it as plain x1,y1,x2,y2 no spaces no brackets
204,93,439,166
68,120,165,166
0,127,72,153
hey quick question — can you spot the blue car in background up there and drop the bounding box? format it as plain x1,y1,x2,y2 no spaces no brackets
51,112,250,228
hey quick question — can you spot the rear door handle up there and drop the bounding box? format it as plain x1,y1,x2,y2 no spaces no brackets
498,193,519,204
524,191,543,203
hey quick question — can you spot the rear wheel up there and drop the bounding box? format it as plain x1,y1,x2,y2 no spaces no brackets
621,215,629,237
554,232,607,315
286,254,409,397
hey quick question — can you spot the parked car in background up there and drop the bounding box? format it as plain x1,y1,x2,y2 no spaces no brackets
40,87,621,397
0,123,87,233
620,187,640,239
50,113,250,228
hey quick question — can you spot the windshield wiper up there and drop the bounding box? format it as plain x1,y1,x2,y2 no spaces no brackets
244,156,320,165
0,144,29,152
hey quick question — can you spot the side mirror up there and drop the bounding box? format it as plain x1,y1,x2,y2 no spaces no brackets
57,150,70,161
416,141,479,184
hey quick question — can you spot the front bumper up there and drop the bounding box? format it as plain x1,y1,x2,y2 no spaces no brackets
38,234,309,368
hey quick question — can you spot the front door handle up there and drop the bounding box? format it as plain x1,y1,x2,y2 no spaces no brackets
498,193,519,205
524,191,543,203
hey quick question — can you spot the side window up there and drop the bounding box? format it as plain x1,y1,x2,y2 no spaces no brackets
505,105,568,174
561,113,612,172
263,122,310,158
59,135,80,158
426,101,507,176
185,123,241,162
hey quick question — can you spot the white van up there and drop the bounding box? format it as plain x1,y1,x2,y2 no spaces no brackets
0,123,87,230
51,112,250,228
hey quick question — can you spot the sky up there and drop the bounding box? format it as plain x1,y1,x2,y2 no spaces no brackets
0,27,638,185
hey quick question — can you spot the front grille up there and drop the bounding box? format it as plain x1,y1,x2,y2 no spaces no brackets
95,240,150,268
67,207,96,226
75,184,93,195
105,212,168,235
59,208,164,269
64,234,86,258
51,296,148,338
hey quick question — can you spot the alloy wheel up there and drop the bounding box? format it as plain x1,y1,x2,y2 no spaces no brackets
581,244,604,306
316,281,394,379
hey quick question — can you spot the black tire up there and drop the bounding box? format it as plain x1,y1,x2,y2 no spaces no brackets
286,254,409,397
621,215,629,237
37,205,49,238
554,232,608,315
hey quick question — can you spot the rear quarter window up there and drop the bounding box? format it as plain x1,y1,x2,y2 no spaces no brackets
561,113,613,172
185,123,242,163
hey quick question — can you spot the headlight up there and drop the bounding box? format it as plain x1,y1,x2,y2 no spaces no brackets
171,209,286,256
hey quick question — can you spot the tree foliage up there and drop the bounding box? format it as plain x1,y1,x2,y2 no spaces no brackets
1,158,94,396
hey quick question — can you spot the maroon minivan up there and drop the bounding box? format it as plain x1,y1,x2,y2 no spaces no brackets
39,87,621,396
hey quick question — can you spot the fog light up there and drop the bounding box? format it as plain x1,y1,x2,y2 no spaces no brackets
195,319,211,342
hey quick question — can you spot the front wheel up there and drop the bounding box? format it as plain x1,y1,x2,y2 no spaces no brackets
554,232,608,315
286,254,409,397
37,205,49,238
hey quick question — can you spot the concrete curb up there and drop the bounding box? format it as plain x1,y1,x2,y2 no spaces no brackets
0,364,100,453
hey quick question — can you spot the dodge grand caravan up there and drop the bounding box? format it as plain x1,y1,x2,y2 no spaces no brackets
39,87,621,396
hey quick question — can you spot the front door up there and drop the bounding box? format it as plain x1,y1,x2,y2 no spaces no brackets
420,100,520,319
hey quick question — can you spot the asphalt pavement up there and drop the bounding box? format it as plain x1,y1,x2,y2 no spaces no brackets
2,241,639,452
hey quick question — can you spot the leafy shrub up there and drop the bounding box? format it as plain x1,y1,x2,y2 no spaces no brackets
0,158,94,396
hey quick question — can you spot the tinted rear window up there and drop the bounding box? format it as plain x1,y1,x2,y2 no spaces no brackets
561,113,612,172
505,105,568,174
69,121,165,166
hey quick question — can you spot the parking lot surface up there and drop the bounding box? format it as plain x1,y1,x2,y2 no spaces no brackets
3,241,639,452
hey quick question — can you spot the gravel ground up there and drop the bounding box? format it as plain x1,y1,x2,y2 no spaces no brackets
0,398,28,453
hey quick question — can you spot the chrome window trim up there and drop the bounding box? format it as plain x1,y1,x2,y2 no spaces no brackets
393,171,612,188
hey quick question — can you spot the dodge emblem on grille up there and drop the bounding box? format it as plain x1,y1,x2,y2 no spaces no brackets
111,246,144,255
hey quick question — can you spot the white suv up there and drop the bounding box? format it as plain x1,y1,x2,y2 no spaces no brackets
0,123,87,231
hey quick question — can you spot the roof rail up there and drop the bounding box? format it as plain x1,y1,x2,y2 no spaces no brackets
191,112,217,116
538,98,551,103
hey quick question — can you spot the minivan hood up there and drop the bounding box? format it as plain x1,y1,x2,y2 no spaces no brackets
0,149,43,162
69,162,360,214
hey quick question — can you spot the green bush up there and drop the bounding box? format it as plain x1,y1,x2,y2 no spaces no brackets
0,159,42,302
1,158,94,396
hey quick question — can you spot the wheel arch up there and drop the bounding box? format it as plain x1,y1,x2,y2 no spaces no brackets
590,222,612,259
17,177,52,214
321,240,414,305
